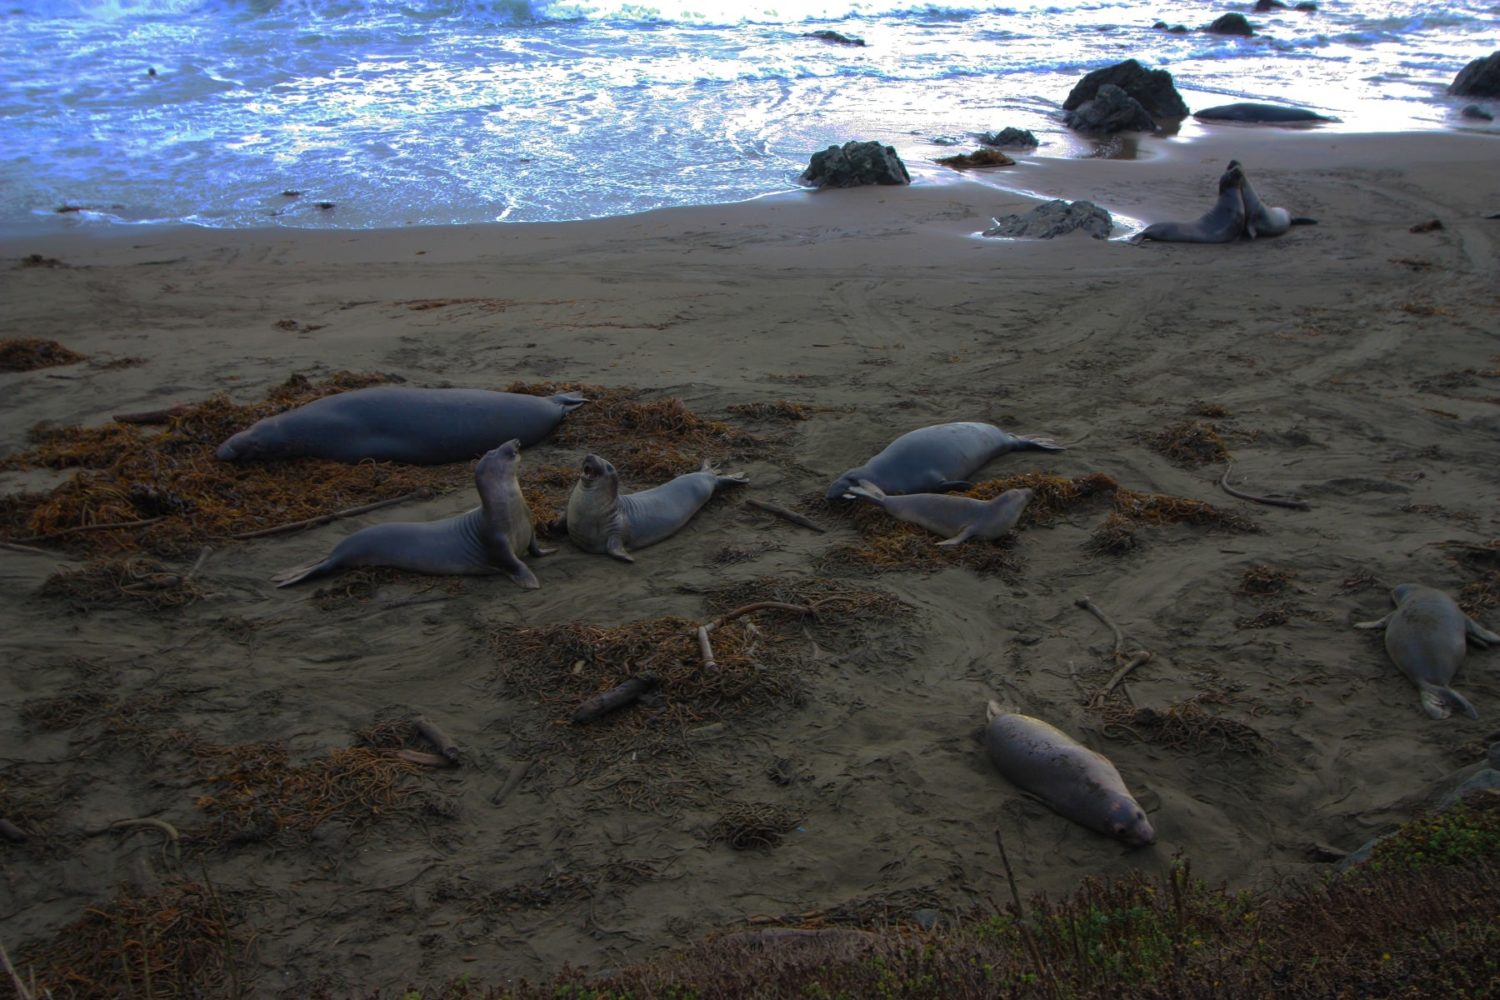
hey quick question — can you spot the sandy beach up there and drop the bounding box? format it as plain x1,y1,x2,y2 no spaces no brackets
2,128,1498,995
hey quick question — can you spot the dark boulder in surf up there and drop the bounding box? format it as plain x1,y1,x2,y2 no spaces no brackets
1206,13,1255,36
1064,84,1157,135
983,200,1114,240
1063,59,1188,122
977,127,1039,148
1461,104,1494,121
1450,52,1500,98
803,29,866,47
799,141,911,189
1152,21,1189,33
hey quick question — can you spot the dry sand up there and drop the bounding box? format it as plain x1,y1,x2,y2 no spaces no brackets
2,129,1499,994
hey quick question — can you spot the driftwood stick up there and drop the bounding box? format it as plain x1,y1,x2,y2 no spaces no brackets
110,817,182,865
0,937,34,1000
186,545,213,580
745,497,826,533
489,759,533,806
21,516,165,542
697,626,718,671
112,404,191,425
231,488,435,540
396,749,452,768
1093,651,1152,709
1219,464,1311,511
0,542,58,556
706,600,818,633
1075,596,1125,658
994,827,1052,994
412,715,460,763
572,675,659,724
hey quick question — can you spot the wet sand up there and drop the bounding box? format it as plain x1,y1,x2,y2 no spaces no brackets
2,129,1498,994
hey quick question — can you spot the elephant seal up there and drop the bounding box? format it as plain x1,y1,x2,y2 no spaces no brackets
272,439,548,589
217,386,587,465
563,453,747,562
1194,103,1338,124
1355,584,1499,719
1130,162,1247,244
825,422,1063,500
843,481,1033,545
984,702,1156,847
1229,160,1317,236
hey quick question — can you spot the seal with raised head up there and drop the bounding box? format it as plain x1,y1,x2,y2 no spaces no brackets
843,481,1033,545
563,453,748,562
272,439,548,589
1193,102,1337,124
1229,160,1317,237
984,701,1156,847
825,422,1063,500
1130,162,1246,244
1355,583,1499,719
217,386,587,465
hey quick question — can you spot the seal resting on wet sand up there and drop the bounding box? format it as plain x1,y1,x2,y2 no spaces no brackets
1229,159,1318,237
562,453,747,562
1193,102,1337,124
985,701,1156,847
825,422,1063,500
1355,584,1499,719
1130,162,1247,244
843,482,1033,545
272,439,548,589
217,386,587,464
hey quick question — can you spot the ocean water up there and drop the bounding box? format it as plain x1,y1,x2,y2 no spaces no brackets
0,0,1495,231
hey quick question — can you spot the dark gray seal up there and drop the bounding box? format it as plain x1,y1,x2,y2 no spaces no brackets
1355,584,1499,719
563,453,748,562
844,481,1033,545
1130,163,1247,244
217,386,586,464
1193,103,1337,124
1230,159,1318,236
984,701,1156,847
825,422,1063,500
272,439,547,589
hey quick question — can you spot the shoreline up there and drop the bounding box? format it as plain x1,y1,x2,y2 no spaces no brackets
3,126,1499,991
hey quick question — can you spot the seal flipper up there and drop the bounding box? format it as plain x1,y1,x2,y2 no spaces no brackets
1353,615,1390,630
1014,436,1065,453
493,548,540,590
1464,615,1500,647
935,525,977,547
844,480,888,505
1420,683,1478,721
272,558,336,588
550,393,588,413
605,535,635,563
528,537,555,557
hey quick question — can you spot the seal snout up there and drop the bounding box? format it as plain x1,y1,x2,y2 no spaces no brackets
581,453,614,481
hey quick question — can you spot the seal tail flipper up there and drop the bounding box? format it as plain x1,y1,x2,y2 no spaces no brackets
1420,684,1478,721
605,535,635,564
1464,616,1500,647
844,479,888,505
1290,217,1317,226
985,700,1006,723
272,559,335,588
1353,615,1390,630
1015,436,1065,453
551,393,589,412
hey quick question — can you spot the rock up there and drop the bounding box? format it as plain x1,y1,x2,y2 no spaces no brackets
1062,59,1188,121
935,149,1015,169
804,29,865,47
1153,21,1189,33
1252,0,1285,10
799,141,911,189
983,200,1114,240
1451,53,1500,97
1206,13,1255,36
1063,83,1156,135
1295,2,1317,10
1460,104,1494,121
978,127,1039,148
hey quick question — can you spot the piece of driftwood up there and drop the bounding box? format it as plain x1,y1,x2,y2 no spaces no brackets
396,749,452,768
572,674,660,724
231,488,435,540
1219,464,1310,510
22,516,166,542
745,497,826,533
1075,595,1151,708
412,715,460,763
697,625,717,671
489,759,534,806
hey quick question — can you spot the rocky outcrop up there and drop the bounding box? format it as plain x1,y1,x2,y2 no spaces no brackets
977,127,1039,148
1153,21,1189,33
1063,84,1157,134
1062,59,1188,121
1450,52,1500,98
983,200,1114,240
798,141,910,189
803,29,865,47
1206,13,1255,35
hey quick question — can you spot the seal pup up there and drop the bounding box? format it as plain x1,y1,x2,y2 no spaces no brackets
1130,162,1247,244
1355,584,1499,719
843,481,1033,545
984,702,1156,847
825,422,1063,500
217,386,587,465
1228,160,1317,237
563,453,748,562
1193,103,1338,124
272,439,548,589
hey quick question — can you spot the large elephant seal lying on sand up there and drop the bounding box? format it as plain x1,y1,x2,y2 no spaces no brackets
273,439,548,589
826,422,1063,500
1355,584,1499,719
563,453,747,562
843,481,1033,545
984,701,1156,847
217,386,586,464
1193,102,1337,124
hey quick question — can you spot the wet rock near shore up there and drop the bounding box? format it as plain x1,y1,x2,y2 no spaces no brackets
1062,59,1188,122
982,200,1114,240
1064,83,1157,135
977,127,1039,148
1450,51,1500,98
799,141,911,189
1206,13,1255,36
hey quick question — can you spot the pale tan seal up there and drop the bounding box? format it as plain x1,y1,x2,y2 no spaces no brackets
984,701,1156,847
272,439,548,589
562,453,747,562
843,481,1033,545
1355,583,1498,719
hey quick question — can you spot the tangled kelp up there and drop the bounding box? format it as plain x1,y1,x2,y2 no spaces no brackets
1099,698,1270,757
726,399,831,422
39,555,212,610
827,472,1254,572
0,337,85,372
709,802,803,850
1149,420,1231,466
15,879,249,1000
1237,563,1296,596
